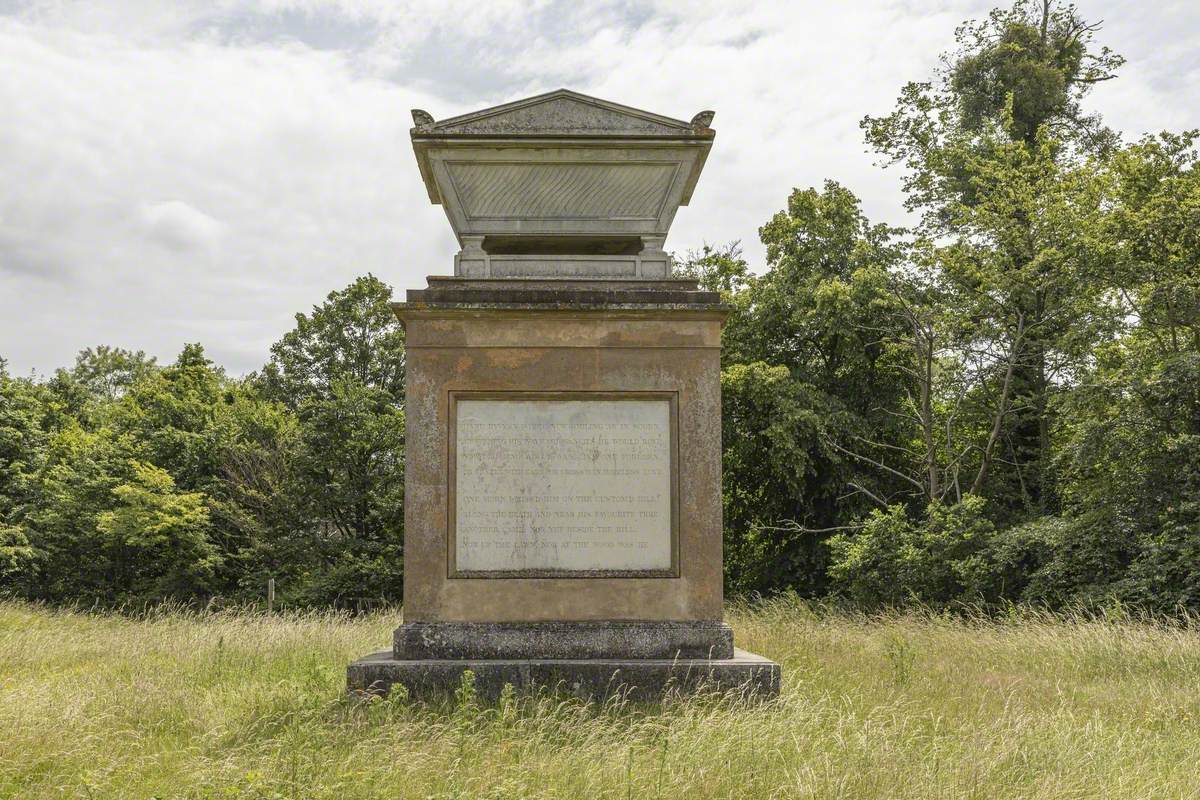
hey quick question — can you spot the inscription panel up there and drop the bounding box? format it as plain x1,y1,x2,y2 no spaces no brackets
452,395,674,575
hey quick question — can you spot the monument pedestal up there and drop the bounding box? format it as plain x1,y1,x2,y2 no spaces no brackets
347,648,779,702
391,620,735,660
345,278,779,700
346,90,780,701
349,619,778,699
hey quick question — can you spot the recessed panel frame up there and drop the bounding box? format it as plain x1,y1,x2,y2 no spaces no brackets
447,390,680,579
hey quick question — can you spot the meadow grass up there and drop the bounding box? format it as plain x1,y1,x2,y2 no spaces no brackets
1,597,1199,799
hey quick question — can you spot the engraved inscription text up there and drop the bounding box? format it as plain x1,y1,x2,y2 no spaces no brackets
454,397,672,573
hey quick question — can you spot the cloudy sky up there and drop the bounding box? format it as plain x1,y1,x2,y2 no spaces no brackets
1,1,1197,375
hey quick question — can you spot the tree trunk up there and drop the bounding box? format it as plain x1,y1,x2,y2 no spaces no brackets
972,314,1025,496
918,321,939,503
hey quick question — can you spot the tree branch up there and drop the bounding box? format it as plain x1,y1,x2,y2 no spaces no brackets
825,437,927,492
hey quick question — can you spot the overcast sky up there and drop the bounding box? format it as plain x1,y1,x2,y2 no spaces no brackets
1,1,1197,376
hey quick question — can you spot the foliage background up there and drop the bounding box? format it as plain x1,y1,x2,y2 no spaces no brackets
1,1,1198,612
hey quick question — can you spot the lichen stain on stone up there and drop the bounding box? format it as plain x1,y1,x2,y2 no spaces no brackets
595,322,713,349
454,355,474,374
486,350,541,369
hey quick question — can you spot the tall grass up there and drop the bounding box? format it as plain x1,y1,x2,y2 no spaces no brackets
2,597,1199,798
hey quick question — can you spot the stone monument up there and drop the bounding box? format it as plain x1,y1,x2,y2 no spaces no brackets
347,89,780,699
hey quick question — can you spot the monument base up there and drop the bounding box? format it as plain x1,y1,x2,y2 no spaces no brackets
394,621,734,660
346,649,780,702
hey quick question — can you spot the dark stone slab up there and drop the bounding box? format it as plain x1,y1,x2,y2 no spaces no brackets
425,276,703,292
402,284,724,308
394,621,734,660
347,649,780,701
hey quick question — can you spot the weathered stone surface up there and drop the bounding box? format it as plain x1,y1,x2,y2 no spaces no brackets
409,89,715,279
404,282,723,308
425,276,702,292
347,649,779,702
455,253,672,279
393,621,735,660
410,90,707,138
395,294,727,624
454,397,673,575
346,89,780,702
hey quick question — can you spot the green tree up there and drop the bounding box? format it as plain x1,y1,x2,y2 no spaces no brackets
14,424,136,601
0,363,43,515
0,523,36,582
0,360,44,585
262,274,405,406
864,0,1122,225
106,344,227,493
720,362,840,594
6,343,303,606
862,0,1121,512
1038,132,1200,610
703,183,923,594
295,379,404,601
96,461,219,601
675,242,750,297
65,346,158,402
937,127,1108,507
260,275,406,604
951,1,1122,152
1101,132,1200,357
738,183,917,511
828,495,999,606
205,387,310,602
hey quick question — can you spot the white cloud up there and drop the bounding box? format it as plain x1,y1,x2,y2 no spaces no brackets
139,200,227,252
0,0,1197,375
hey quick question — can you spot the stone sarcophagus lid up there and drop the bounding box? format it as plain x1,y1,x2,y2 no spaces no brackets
409,89,715,279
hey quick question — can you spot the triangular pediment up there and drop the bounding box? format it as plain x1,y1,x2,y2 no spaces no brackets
418,89,702,137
